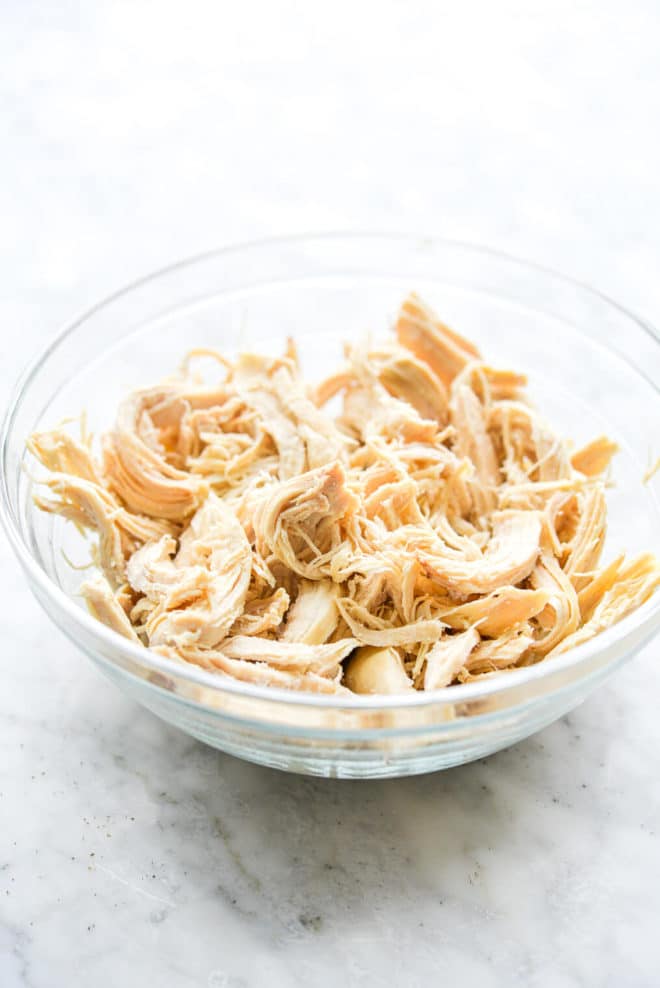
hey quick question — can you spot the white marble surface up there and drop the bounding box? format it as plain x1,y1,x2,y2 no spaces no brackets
2,2,660,985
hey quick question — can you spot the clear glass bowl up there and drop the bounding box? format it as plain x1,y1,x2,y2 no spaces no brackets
2,235,659,778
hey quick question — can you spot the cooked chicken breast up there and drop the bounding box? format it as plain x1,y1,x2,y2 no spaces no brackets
28,293,659,694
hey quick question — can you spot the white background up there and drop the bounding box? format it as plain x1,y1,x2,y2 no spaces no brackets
2,3,659,986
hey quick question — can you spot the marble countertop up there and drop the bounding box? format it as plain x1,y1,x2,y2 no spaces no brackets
2,3,660,985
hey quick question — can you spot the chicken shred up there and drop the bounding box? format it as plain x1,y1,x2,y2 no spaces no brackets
423,629,480,690
281,580,339,644
28,294,659,694
571,436,619,477
80,576,141,643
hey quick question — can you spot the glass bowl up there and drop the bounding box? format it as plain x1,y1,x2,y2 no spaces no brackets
2,235,659,778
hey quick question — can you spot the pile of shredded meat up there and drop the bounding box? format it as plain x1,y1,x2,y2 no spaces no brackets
28,293,660,695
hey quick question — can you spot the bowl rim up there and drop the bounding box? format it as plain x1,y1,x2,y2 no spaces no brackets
2,231,659,711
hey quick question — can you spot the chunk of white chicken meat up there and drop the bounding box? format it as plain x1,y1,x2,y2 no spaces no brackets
252,461,359,580
80,575,141,643
33,473,175,583
395,292,481,387
233,355,350,478
415,510,542,596
344,646,414,694
28,427,103,485
449,382,499,517
423,628,480,690
437,586,553,637
230,587,290,636
337,596,447,647
459,626,534,678
570,436,618,477
126,493,252,648
316,343,449,427
154,644,350,694
219,635,356,677
103,387,208,520
549,554,660,656
280,580,340,644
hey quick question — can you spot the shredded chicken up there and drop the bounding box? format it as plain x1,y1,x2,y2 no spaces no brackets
28,293,660,694
281,580,339,644
344,646,414,694
423,629,480,690
80,576,141,643
125,494,252,648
